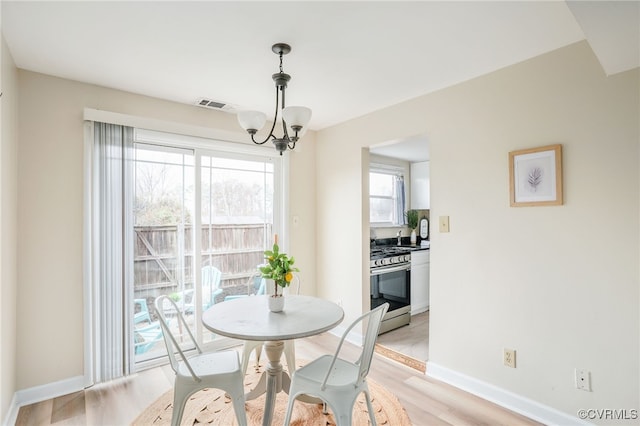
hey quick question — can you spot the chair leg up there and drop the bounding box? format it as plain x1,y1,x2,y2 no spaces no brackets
283,340,296,373
171,381,192,426
283,392,300,425
241,341,263,375
335,407,353,426
363,388,377,426
253,343,263,370
227,377,248,426
330,397,356,426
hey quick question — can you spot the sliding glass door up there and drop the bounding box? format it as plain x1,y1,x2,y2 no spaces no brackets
131,136,279,365
199,153,274,344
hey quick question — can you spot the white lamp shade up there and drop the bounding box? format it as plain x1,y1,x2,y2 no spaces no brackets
282,106,312,129
237,110,267,131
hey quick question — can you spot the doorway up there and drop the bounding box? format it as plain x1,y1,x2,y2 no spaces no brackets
369,134,430,371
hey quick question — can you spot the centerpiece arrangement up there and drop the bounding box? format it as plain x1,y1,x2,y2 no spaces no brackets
260,235,299,312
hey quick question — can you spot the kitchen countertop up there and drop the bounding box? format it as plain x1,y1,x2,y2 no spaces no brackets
371,237,430,251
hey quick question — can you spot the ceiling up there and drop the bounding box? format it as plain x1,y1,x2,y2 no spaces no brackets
2,1,638,160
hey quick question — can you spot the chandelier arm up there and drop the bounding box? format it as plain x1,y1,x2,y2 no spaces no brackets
251,86,280,145
249,133,268,145
267,85,280,140
280,86,291,141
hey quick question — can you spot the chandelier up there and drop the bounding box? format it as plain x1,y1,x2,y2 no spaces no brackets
237,43,312,155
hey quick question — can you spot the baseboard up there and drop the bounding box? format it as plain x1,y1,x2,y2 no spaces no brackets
426,362,590,426
5,375,85,424
3,393,19,426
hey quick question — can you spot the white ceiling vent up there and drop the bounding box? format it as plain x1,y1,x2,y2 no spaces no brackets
195,98,236,113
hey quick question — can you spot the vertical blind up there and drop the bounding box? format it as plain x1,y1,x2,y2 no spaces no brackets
92,122,135,382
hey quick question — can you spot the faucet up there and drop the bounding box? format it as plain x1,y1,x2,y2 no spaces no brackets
397,230,402,246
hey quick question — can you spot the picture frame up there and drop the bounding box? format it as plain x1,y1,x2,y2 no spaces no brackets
509,144,563,207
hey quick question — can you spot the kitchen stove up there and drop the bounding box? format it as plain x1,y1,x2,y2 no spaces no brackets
370,245,413,334
370,246,413,267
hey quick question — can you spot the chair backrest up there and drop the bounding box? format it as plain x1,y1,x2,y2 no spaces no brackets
245,271,266,295
321,302,389,390
290,274,301,295
357,303,389,382
202,266,222,305
154,295,202,380
255,276,266,295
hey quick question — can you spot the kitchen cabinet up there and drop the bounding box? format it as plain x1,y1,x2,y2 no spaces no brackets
411,161,430,209
410,250,429,315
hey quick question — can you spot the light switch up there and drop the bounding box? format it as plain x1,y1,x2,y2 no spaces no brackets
439,216,450,233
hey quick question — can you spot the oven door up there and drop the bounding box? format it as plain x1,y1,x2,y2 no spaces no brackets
370,263,410,308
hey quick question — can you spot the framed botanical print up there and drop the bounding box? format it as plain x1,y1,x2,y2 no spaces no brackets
509,144,563,207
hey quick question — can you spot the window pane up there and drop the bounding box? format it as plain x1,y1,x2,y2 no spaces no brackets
201,154,274,344
370,197,394,223
133,143,195,362
370,172,393,196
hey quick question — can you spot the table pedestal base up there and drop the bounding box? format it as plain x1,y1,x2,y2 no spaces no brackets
244,341,291,426
245,340,325,425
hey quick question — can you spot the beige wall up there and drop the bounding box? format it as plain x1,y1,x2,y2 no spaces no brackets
15,70,316,389
1,33,19,421
316,41,639,421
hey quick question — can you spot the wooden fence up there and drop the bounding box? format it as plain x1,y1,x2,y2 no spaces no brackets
134,223,272,300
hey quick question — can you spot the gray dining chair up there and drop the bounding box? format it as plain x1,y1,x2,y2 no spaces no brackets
283,302,389,426
154,295,247,426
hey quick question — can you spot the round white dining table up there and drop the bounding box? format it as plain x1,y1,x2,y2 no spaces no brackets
201,294,344,426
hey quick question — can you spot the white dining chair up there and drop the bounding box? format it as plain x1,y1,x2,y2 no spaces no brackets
154,295,247,426
240,274,301,376
283,302,389,426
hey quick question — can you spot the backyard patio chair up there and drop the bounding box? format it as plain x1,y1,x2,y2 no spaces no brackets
283,302,389,426
154,295,247,426
134,320,164,355
134,298,151,324
164,265,224,315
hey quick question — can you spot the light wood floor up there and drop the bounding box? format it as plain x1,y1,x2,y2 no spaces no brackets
377,311,429,360
16,332,541,426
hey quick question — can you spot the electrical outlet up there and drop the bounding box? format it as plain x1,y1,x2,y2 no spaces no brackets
503,349,516,368
575,369,591,391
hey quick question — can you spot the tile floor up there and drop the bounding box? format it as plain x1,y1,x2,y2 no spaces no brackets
376,310,429,362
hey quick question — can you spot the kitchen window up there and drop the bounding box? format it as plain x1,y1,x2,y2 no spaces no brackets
369,168,406,226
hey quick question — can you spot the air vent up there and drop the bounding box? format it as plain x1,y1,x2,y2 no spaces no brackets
195,98,236,113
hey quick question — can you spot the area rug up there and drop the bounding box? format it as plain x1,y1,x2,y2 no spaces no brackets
132,362,411,425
